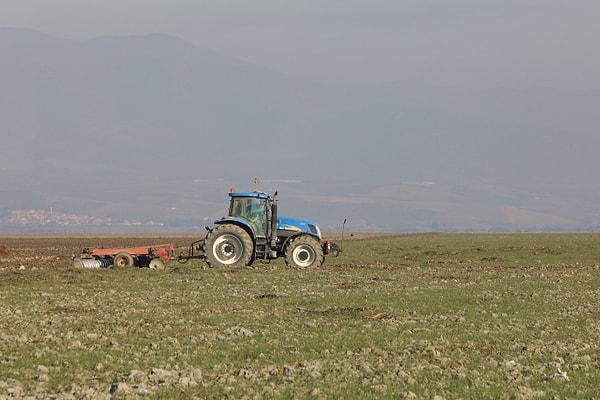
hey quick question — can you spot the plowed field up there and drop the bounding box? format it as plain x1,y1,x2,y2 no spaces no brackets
1,233,600,399
0,234,201,270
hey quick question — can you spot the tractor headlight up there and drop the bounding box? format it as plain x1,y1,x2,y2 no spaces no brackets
309,224,322,239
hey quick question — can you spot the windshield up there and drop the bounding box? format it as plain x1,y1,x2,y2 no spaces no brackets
229,197,269,238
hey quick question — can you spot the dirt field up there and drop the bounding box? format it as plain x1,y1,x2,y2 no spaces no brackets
0,232,374,270
0,234,203,270
3,233,598,398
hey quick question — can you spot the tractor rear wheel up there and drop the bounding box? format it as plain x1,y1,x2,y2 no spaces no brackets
285,235,324,268
205,224,253,268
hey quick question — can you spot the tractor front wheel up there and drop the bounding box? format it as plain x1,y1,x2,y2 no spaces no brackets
285,235,324,268
205,224,253,268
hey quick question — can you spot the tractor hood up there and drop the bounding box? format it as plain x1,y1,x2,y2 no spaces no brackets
277,216,322,239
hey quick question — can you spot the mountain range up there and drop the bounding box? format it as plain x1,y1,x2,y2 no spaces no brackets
1,27,599,233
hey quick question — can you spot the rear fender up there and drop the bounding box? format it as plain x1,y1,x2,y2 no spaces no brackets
215,218,256,241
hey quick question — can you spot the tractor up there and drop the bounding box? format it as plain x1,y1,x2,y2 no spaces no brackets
182,190,341,268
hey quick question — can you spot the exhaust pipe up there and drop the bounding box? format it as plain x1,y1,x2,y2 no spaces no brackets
341,218,347,253
270,191,278,250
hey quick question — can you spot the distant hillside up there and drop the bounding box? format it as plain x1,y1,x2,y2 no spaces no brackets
1,27,600,232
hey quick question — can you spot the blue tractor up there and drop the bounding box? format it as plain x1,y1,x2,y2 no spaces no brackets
193,191,341,268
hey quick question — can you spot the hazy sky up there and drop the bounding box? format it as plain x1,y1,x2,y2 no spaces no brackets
1,0,599,88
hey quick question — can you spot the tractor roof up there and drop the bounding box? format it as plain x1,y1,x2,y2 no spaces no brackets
228,191,270,199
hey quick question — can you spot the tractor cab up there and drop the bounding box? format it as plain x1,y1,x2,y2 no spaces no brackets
228,191,271,238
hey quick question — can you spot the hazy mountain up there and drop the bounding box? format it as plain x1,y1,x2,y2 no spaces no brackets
1,27,599,233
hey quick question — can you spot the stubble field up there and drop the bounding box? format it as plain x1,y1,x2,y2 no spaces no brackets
1,232,600,399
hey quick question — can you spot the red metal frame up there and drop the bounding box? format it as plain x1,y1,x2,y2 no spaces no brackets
89,244,174,263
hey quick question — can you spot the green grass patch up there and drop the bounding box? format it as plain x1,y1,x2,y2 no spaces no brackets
1,233,600,398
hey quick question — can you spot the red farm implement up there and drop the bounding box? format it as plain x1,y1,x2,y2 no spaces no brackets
72,243,174,269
